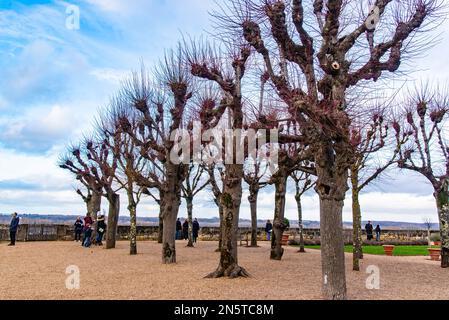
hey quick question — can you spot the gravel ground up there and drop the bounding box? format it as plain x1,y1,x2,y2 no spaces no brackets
0,241,448,300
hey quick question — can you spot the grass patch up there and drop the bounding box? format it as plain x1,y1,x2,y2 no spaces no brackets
303,245,439,256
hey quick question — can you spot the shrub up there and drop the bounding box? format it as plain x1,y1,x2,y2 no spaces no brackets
430,233,441,242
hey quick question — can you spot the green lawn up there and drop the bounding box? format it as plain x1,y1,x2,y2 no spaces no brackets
303,245,438,256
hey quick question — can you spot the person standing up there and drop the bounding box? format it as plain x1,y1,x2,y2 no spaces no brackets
74,217,84,242
83,224,93,248
8,212,20,246
176,218,182,240
82,213,93,247
265,220,273,241
192,218,200,243
96,215,106,246
365,221,374,241
375,225,381,242
182,219,189,240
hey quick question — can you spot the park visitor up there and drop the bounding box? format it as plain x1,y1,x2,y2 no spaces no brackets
74,217,83,242
192,218,200,243
96,215,106,246
83,224,93,247
375,225,382,242
176,218,182,240
365,221,374,241
8,212,20,246
182,219,189,240
265,220,273,241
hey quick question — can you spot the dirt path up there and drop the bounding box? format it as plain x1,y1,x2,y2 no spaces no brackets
0,241,447,300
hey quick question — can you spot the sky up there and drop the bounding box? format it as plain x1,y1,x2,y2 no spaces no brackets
0,0,448,223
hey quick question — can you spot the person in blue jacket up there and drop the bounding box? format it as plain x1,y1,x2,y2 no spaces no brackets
8,212,20,246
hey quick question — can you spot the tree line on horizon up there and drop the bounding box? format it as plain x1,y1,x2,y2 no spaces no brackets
57,0,448,300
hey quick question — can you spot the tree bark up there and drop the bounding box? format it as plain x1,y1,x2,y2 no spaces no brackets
271,173,287,260
295,194,305,253
215,202,223,252
128,196,137,255
186,196,194,247
158,206,163,244
87,191,101,242
206,164,249,278
435,184,449,268
248,189,259,247
160,163,183,264
106,193,120,249
351,167,363,271
315,142,348,300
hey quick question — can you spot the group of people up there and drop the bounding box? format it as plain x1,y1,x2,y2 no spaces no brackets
74,212,106,247
176,218,200,243
365,221,382,241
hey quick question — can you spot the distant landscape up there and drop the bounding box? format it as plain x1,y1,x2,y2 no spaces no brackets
0,214,439,230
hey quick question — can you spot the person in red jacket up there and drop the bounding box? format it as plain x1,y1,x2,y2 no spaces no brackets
82,213,93,246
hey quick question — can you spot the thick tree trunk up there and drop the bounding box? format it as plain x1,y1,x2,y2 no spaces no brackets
106,193,120,249
248,189,259,247
186,197,194,247
435,184,449,268
206,164,249,278
160,163,183,264
271,174,287,260
295,194,305,253
87,191,101,242
315,142,348,300
351,168,363,271
128,196,137,255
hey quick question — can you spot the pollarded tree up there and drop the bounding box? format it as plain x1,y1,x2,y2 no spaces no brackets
181,163,210,247
98,100,148,255
396,87,449,268
349,109,409,271
186,40,252,278
60,136,121,249
120,52,193,264
216,0,442,299
59,149,102,229
243,156,269,247
205,162,225,251
290,170,315,253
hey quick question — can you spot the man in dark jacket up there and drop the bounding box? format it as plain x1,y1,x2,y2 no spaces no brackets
74,217,83,242
8,212,20,246
192,218,200,243
182,219,189,240
176,218,182,240
96,215,107,246
265,220,273,241
365,221,374,241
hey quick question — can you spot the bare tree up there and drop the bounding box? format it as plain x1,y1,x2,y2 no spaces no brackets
60,136,121,249
397,86,449,267
214,0,442,299
349,109,408,271
186,40,252,278
181,163,210,247
423,217,433,247
99,101,147,255
243,157,269,247
60,149,102,235
290,170,315,253
120,52,193,264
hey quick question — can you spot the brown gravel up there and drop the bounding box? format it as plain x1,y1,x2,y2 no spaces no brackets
0,240,448,300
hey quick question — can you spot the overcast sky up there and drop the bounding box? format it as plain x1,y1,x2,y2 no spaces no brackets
0,0,448,223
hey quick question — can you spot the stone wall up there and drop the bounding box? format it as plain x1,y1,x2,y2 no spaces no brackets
0,224,434,245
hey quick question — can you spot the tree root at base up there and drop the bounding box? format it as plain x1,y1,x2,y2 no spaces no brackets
204,265,250,279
